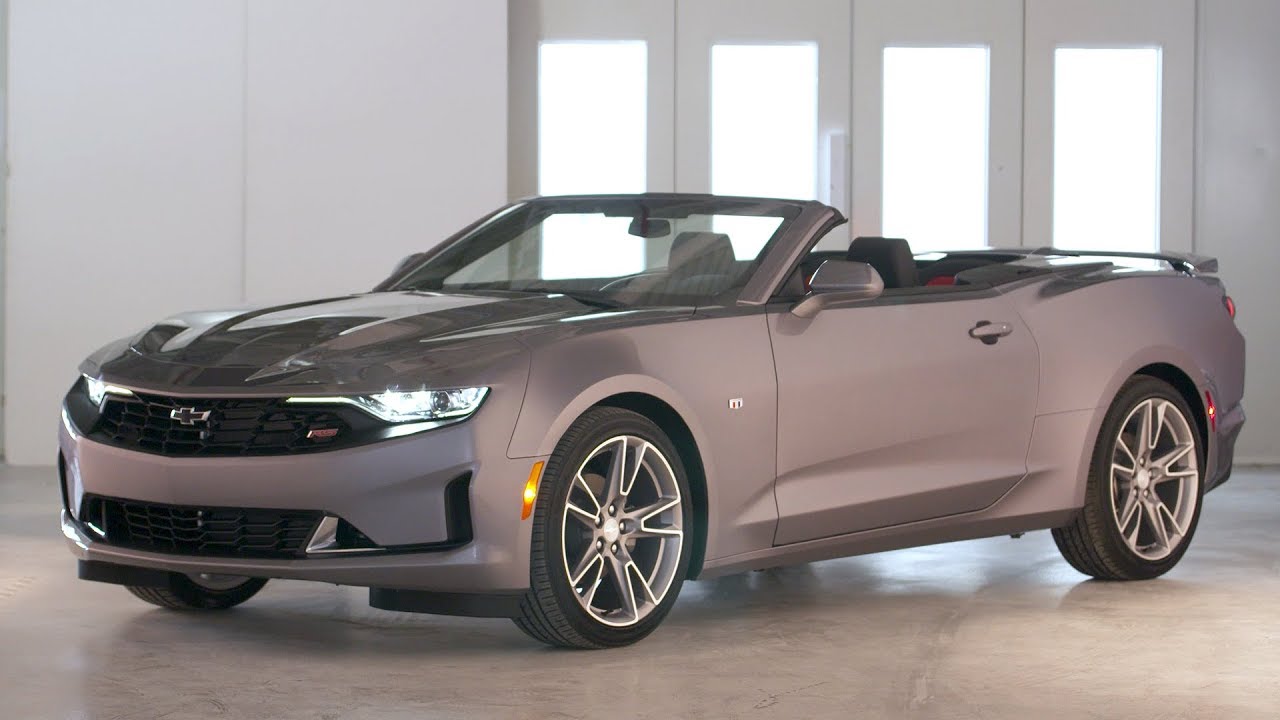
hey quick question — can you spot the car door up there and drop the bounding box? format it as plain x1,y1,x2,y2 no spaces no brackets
767,287,1039,545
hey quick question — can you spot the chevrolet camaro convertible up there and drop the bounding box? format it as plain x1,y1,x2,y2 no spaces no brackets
60,194,1246,648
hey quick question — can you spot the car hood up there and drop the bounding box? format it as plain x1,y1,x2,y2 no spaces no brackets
84,291,690,394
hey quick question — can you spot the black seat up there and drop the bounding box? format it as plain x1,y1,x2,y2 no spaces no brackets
669,232,734,271
846,236,918,289
665,231,738,295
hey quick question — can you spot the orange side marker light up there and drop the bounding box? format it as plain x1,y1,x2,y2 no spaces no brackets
521,461,545,520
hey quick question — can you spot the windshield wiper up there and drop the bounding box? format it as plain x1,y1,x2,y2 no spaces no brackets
515,287,627,310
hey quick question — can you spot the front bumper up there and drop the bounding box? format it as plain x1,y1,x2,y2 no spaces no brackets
59,404,544,597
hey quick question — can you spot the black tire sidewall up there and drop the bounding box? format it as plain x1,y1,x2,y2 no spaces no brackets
533,408,693,647
169,575,268,609
1090,377,1206,579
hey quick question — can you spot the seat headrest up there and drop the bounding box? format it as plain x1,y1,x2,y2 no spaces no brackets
846,236,918,289
669,232,735,271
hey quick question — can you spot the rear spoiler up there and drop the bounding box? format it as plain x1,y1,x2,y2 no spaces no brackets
1024,247,1218,274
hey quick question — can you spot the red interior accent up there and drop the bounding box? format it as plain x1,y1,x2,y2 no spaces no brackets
925,275,956,287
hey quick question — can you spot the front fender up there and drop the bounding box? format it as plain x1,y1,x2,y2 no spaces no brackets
508,372,712,464
505,313,780,563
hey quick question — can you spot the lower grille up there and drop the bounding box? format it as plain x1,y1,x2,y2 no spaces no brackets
82,496,322,559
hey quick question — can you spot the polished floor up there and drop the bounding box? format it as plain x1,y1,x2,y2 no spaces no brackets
2,465,1278,719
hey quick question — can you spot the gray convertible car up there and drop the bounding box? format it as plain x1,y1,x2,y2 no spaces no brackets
60,194,1245,648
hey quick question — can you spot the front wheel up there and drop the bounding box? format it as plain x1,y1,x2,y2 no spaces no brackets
127,573,268,610
1053,376,1205,580
515,407,692,649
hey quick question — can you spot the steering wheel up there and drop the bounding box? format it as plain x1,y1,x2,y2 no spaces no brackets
599,271,667,292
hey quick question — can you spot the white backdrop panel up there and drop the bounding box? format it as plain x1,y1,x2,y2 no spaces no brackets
6,0,247,464
244,0,508,305
5,0,508,464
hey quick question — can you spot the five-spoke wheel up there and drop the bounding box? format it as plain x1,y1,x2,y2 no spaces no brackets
562,435,684,627
1054,376,1205,580
516,407,692,648
1108,397,1200,561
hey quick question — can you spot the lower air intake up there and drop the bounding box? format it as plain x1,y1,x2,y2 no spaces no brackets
82,495,323,559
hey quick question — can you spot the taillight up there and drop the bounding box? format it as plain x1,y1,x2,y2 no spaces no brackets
1224,296,1236,318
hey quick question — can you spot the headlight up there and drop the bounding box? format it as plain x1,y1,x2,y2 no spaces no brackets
83,374,134,405
286,387,489,424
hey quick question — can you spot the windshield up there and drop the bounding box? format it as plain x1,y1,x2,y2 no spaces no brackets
390,197,803,307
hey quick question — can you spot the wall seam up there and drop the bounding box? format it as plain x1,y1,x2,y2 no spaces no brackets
671,0,679,192
0,0,9,458
239,0,249,304
1190,0,1201,253
1019,0,1029,247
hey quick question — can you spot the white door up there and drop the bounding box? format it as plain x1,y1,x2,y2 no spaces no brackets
1023,0,1195,253
851,0,1024,251
674,0,850,211
508,0,676,199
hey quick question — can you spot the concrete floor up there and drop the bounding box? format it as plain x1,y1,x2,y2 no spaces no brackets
2,465,1278,719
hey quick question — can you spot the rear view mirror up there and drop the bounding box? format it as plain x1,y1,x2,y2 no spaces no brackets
628,217,672,238
791,260,884,318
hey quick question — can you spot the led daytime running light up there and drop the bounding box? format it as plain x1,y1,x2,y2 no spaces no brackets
83,375,134,405
286,387,489,424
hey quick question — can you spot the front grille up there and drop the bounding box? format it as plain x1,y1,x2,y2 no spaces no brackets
94,393,352,457
83,495,322,559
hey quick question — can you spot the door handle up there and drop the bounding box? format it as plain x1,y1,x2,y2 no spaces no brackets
969,321,1014,345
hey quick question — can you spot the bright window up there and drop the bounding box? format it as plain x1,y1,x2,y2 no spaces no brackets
1053,48,1162,252
538,42,648,278
882,46,990,252
711,44,818,258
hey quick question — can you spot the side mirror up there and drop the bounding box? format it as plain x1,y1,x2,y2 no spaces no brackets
791,260,884,318
392,252,427,277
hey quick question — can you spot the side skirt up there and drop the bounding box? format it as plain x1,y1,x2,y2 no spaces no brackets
698,509,1077,578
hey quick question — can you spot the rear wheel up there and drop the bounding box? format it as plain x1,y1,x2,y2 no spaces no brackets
515,407,692,649
1053,376,1204,580
127,573,267,610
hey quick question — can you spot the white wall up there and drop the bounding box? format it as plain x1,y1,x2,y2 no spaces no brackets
246,1,507,304
4,0,507,465
1196,0,1280,463
6,1,247,466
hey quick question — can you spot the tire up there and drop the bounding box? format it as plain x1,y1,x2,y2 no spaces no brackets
514,407,693,649
127,573,268,610
1053,376,1205,580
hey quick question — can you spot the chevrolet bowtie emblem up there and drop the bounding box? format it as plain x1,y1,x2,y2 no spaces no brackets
170,407,212,426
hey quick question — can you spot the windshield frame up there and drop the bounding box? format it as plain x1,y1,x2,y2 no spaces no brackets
381,194,820,308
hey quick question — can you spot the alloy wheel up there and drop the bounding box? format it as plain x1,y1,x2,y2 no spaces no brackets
560,435,684,627
1109,398,1200,561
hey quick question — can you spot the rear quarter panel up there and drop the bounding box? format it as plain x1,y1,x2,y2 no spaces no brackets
1004,272,1244,507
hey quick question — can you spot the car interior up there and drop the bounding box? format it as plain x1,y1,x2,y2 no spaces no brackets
617,232,1035,303
601,230,746,297
777,236,1029,299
